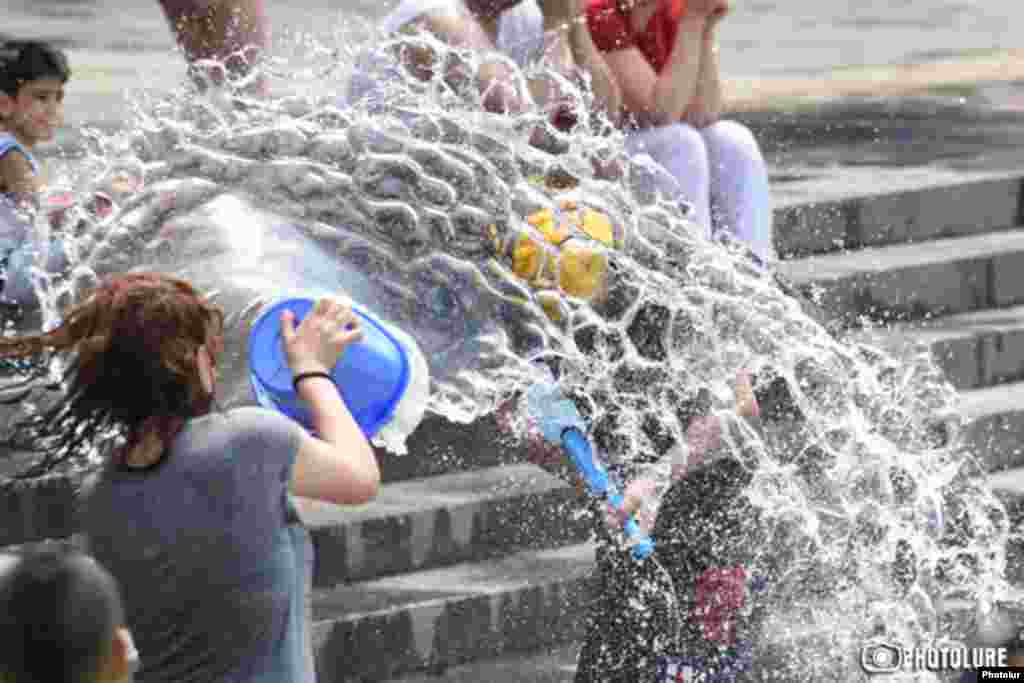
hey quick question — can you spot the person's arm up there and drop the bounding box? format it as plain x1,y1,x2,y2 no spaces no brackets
589,0,724,125
0,152,41,194
161,0,270,89
538,0,622,122
684,7,726,127
281,299,381,506
566,13,623,121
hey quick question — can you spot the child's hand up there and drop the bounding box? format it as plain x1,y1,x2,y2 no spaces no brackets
606,477,657,534
734,369,760,418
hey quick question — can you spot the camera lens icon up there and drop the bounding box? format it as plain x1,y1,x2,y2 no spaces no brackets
861,642,904,674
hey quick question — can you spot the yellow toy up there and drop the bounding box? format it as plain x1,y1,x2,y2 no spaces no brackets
489,171,624,321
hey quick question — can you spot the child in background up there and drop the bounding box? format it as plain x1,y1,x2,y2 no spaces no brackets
0,41,72,315
0,41,70,197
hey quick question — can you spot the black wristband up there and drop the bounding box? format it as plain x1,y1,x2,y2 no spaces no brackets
292,371,334,392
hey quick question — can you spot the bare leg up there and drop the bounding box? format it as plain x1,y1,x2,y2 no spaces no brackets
157,0,270,94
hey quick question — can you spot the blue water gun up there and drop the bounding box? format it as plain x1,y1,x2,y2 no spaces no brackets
525,382,655,561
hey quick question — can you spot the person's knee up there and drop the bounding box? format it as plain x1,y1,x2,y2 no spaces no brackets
631,122,707,160
701,120,765,163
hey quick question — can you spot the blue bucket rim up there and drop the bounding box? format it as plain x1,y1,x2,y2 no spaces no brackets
247,297,412,437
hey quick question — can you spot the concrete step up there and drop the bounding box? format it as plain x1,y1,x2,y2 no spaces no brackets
298,464,585,587
777,228,1024,325
374,414,525,485
0,409,534,547
866,304,1024,391
4,377,1024,567
322,464,1024,683
312,542,596,682
958,382,1024,472
774,172,1023,258
976,468,1024,590
385,643,579,683
0,463,587,587
312,379,1024,587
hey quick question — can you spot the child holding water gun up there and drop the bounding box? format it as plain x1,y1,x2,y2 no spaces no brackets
500,368,798,681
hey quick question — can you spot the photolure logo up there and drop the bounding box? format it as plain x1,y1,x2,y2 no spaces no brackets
859,637,1008,674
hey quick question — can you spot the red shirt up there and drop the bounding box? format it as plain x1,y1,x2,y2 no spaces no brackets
586,0,686,74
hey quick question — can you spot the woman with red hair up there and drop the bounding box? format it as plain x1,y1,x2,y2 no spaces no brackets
0,272,379,682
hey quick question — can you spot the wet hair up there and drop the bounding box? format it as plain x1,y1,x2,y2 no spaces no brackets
0,40,72,97
0,545,125,683
0,273,224,477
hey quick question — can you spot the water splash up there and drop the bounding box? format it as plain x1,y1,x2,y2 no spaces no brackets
24,26,1017,679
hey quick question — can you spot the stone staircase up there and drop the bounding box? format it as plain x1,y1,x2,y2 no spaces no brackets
4,171,1024,682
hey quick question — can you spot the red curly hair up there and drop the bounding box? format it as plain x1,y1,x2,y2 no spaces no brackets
0,272,224,477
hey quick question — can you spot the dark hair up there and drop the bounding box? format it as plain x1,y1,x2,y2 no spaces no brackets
0,545,125,683
0,273,224,478
0,40,72,97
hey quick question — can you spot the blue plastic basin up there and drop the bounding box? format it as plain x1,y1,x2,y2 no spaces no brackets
248,297,410,437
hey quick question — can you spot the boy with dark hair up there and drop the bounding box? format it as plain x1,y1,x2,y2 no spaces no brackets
0,545,139,683
0,40,71,195
0,40,72,316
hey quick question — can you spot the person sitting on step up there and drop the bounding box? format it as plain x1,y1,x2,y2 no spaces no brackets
584,0,775,267
348,0,622,139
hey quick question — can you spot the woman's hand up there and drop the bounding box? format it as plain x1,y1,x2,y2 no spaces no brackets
280,297,363,376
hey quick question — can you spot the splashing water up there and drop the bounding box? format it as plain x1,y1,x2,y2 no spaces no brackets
16,24,1020,680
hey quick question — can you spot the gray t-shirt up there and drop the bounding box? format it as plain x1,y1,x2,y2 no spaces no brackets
80,406,313,683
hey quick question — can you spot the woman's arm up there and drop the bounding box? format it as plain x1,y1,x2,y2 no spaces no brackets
684,11,725,127
281,300,381,506
537,0,622,121
565,12,623,121
599,15,707,126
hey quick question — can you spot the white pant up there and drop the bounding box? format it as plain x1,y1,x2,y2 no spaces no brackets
625,120,773,266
